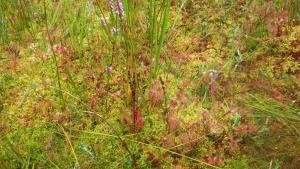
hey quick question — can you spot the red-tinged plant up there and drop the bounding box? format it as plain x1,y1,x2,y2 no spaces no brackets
205,156,224,166
260,2,289,37
175,92,189,107
131,108,144,132
234,125,257,135
87,96,97,109
34,50,46,61
146,151,161,168
168,99,178,121
271,88,282,100
149,80,165,106
166,112,180,132
179,80,191,91
54,45,65,55
162,136,176,147
169,99,178,110
228,137,239,154
122,108,145,132
200,111,209,122
179,129,197,148
209,124,224,135
210,81,219,96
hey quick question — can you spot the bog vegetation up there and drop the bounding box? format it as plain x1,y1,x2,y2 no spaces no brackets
0,0,300,168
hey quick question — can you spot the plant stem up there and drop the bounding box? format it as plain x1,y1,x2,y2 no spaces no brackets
43,0,65,110
154,0,171,78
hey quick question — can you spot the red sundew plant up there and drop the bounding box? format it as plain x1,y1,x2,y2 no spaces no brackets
122,108,144,132
149,80,165,106
166,111,180,132
1,0,300,168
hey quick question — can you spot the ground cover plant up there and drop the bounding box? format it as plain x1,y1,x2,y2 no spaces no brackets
0,0,299,168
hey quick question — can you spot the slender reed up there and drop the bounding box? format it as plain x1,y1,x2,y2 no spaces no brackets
43,0,65,110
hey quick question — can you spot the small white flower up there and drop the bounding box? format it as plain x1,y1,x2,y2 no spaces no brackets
208,70,219,79
105,66,113,73
100,18,107,26
110,27,118,34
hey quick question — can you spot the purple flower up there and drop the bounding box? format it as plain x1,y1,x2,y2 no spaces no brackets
116,0,125,19
105,66,113,73
109,0,115,13
109,0,125,20
100,18,108,26
111,27,118,34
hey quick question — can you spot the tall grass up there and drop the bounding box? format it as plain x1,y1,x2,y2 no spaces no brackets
62,0,90,58
0,0,206,168
287,0,300,20
95,0,172,123
149,0,172,79
43,0,65,110
0,0,36,43
0,10,8,43
242,94,300,134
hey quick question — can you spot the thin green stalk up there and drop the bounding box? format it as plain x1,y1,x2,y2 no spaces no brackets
58,124,80,168
43,0,65,110
149,0,155,82
95,0,115,47
154,0,171,77
243,94,300,134
171,0,187,31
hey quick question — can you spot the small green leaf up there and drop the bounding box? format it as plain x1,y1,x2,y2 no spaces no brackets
232,112,241,127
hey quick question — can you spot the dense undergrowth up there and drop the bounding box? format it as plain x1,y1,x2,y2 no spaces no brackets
0,0,299,168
